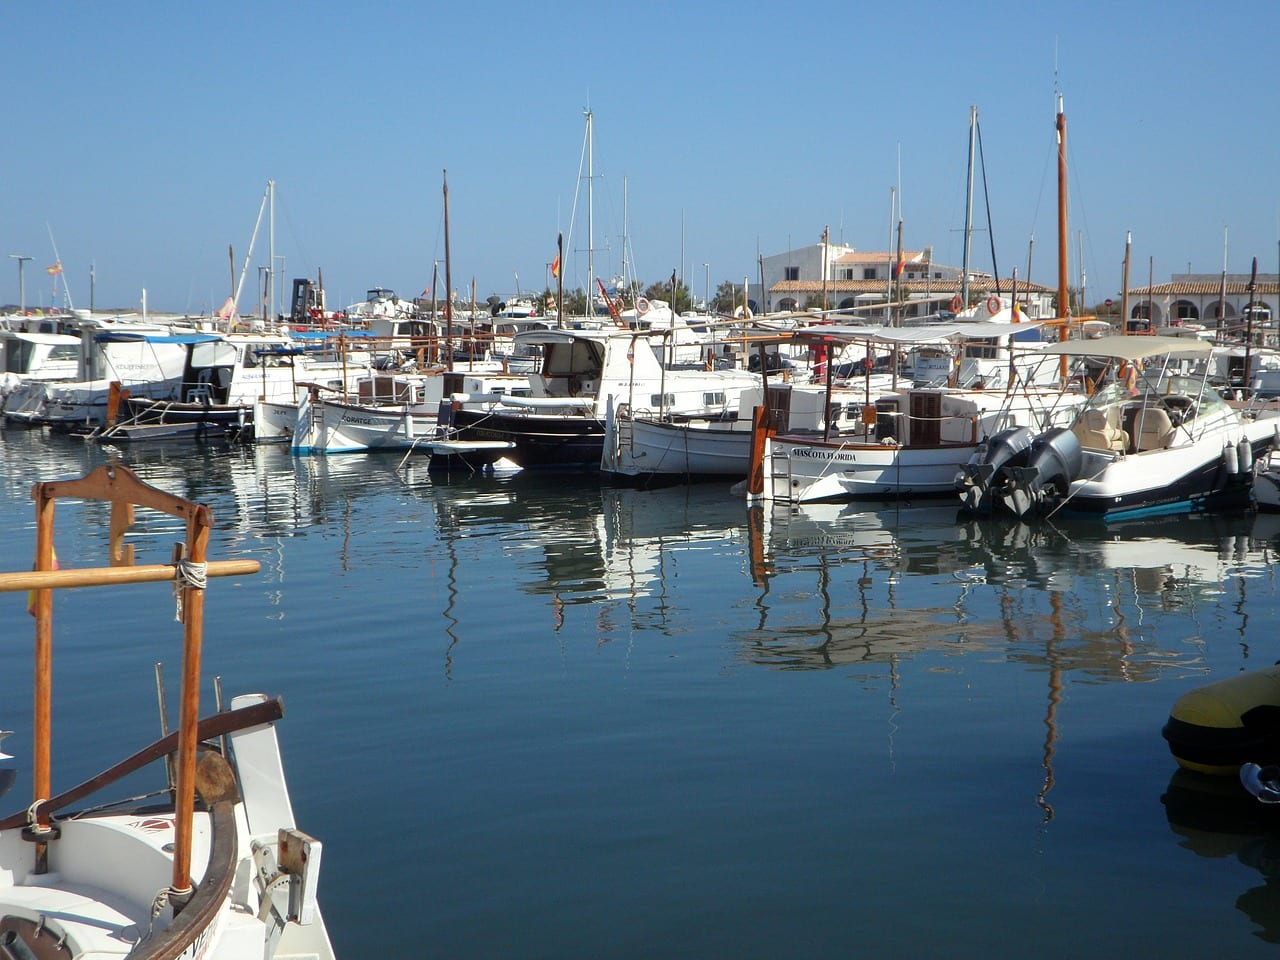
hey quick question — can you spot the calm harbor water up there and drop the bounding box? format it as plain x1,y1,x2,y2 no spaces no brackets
3,426,1280,957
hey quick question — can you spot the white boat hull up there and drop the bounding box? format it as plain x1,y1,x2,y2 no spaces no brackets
291,394,436,455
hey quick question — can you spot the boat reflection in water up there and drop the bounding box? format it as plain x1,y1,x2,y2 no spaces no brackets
1163,767,1280,943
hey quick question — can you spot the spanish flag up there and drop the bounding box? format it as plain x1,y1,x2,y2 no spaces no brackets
551,253,561,280
46,262,62,276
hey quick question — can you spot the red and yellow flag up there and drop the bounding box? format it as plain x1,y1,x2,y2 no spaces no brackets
551,253,561,279
46,262,63,276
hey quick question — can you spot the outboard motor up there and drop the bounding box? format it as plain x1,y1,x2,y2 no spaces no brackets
956,425,1037,515
999,427,1083,519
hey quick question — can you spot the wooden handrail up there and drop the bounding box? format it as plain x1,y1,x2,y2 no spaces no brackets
0,560,260,593
0,697,283,832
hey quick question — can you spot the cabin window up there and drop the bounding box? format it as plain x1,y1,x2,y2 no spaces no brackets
784,267,799,281
650,393,676,409
703,391,726,407
964,338,999,360
5,342,33,372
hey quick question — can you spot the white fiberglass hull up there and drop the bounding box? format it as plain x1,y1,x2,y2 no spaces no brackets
291,394,436,455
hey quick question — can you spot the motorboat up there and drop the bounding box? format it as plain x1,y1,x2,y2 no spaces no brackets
956,335,1279,521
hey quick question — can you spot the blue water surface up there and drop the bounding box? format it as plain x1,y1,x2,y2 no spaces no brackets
2,427,1279,958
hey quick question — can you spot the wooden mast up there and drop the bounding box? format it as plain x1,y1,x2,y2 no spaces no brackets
1056,95,1070,380
443,168,454,372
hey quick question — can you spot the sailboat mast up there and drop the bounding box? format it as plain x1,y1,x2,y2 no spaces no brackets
1056,97,1069,323
268,179,276,325
586,109,595,316
1120,231,1132,336
962,105,976,308
443,168,453,370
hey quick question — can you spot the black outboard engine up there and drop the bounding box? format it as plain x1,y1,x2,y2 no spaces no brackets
999,427,1083,519
956,425,1037,515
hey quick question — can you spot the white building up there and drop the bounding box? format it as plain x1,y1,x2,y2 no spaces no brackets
753,242,1056,319
1126,273,1277,341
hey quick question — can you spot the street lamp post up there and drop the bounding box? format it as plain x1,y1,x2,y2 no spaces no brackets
703,263,710,314
9,255,32,313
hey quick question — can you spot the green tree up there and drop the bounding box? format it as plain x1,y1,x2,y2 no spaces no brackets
562,287,589,316
711,280,740,315
641,277,694,314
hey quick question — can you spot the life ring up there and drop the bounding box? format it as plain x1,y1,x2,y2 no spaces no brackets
950,295,963,312
636,297,650,315
986,296,1001,315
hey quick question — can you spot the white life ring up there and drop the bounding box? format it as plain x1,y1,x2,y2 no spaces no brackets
636,297,650,315
986,296,1001,315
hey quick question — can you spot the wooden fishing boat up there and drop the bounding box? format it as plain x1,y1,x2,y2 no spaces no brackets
0,464,335,960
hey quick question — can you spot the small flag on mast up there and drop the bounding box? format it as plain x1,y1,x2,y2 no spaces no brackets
46,262,62,276
551,253,561,279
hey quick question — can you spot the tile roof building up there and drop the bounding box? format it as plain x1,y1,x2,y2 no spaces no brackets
1124,273,1277,338
754,241,1056,320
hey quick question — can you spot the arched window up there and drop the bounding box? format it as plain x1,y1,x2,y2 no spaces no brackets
1131,300,1161,322
837,297,858,310
1171,299,1199,323
778,297,799,311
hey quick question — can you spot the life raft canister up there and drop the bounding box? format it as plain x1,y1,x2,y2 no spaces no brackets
1162,666,1280,776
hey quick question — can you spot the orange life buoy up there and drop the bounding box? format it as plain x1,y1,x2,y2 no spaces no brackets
986,296,1001,315
950,295,963,312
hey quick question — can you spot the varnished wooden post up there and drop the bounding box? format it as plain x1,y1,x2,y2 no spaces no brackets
171,504,212,902
30,483,57,870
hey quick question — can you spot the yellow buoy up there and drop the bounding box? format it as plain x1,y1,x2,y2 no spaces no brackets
1163,666,1280,776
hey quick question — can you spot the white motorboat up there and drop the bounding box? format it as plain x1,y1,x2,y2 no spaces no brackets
0,464,335,960
956,335,1279,521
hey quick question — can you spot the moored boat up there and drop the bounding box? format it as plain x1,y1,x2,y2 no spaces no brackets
0,463,335,959
956,335,1279,521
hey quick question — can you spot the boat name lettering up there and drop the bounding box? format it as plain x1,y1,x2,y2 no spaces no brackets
341,415,376,425
791,448,857,462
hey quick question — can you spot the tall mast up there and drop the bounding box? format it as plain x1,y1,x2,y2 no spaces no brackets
1120,231,1132,336
1056,96,1069,323
962,105,976,308
268,179,276,324
586,109,594,315
443,168,453,370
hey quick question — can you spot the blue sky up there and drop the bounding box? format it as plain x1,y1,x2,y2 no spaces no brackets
4,0,1278,315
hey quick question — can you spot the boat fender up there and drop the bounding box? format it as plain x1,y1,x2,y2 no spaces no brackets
1224,442,1240,476
1238,437,1254,474
986,296,1001,315
1163,666,1280,775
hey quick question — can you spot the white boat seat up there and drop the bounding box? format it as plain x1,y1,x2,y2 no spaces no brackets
1072,408,1128,451
1134,406,1175,451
